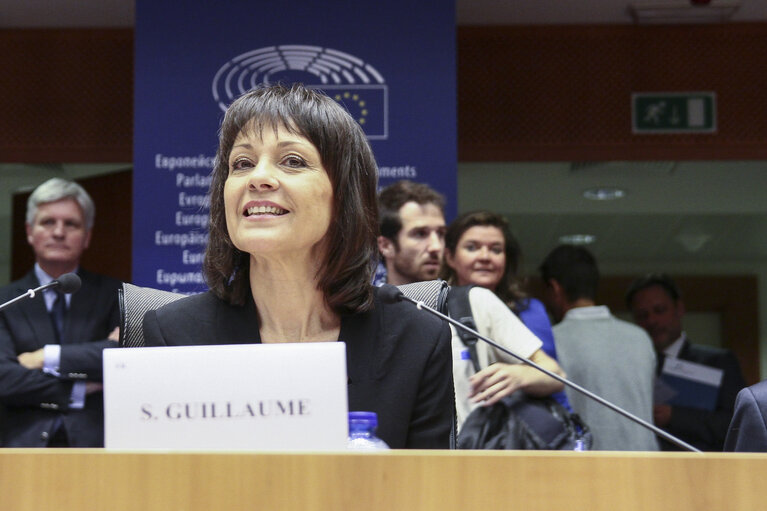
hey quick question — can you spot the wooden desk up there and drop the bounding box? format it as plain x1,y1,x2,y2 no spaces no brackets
1,449,764,511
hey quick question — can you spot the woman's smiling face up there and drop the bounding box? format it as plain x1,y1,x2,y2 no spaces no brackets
224,123,334,260
446,225,506,289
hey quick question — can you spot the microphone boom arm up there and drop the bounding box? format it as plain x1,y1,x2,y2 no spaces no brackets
398,293,702,454
0,273,82,313
0,281,59,313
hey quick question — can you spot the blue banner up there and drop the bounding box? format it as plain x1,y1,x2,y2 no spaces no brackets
134,0,456,292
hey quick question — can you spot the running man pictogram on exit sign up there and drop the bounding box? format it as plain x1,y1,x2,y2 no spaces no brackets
632,92,717,134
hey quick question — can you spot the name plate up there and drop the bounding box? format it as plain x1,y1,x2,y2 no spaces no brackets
103,343,348,450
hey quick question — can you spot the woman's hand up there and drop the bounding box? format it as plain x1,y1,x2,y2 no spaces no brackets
469,349,566,406
468,362,528,406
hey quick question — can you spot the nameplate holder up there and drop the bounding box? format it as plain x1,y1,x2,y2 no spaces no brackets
103,342,348,450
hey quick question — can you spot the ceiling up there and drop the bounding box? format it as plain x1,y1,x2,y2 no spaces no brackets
459,161,767,273
2,0,767,27
2,1,767,280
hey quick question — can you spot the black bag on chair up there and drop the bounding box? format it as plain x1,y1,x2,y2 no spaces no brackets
447,285,593,451
457,392,592,450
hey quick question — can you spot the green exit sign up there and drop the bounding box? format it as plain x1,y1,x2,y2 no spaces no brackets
632,92,716,134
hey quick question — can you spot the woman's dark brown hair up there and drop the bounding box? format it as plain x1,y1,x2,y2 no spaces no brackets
439,210,529,311
204,83,379,315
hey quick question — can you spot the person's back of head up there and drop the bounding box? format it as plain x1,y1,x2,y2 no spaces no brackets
377,180,445,240
539,244,600,302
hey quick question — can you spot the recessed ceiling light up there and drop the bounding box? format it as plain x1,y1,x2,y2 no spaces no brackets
675,232,711,253
583,187,626,201
558,234,596,245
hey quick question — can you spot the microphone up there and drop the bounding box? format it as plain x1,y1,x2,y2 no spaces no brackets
379,284,702,453
55,273,82,294
0,272,82,313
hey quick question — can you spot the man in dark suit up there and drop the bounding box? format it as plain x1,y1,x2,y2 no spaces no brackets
725,380,767,452
626,273,746,451
0,178,121,447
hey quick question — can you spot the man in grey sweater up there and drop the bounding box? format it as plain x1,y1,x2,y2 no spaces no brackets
539,245,658,451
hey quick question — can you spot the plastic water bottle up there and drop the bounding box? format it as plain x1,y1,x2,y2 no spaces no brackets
347,411,390,451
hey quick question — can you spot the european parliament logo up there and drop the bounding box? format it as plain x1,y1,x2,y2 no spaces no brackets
212,45,388,140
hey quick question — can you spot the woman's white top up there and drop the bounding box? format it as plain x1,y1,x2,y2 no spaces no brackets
451,286,543,431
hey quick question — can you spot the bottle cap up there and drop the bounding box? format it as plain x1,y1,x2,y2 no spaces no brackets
348,411,378,429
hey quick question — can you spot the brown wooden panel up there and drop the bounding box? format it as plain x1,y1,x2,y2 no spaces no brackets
0,29,133,162
458,23,767,161
3,25,767,163
11,170,133,284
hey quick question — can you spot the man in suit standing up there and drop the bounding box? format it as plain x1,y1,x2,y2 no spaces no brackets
626,273,746,451
0,178,121,447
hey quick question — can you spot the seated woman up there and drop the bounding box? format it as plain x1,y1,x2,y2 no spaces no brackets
143,84,454,449
440,210,566,430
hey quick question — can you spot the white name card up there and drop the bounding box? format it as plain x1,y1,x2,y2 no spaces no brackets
103,343,348,451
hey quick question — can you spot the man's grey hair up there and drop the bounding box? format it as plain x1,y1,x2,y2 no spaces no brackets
26,178,95,229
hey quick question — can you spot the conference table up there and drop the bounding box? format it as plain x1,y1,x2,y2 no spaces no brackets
1,449,764,510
